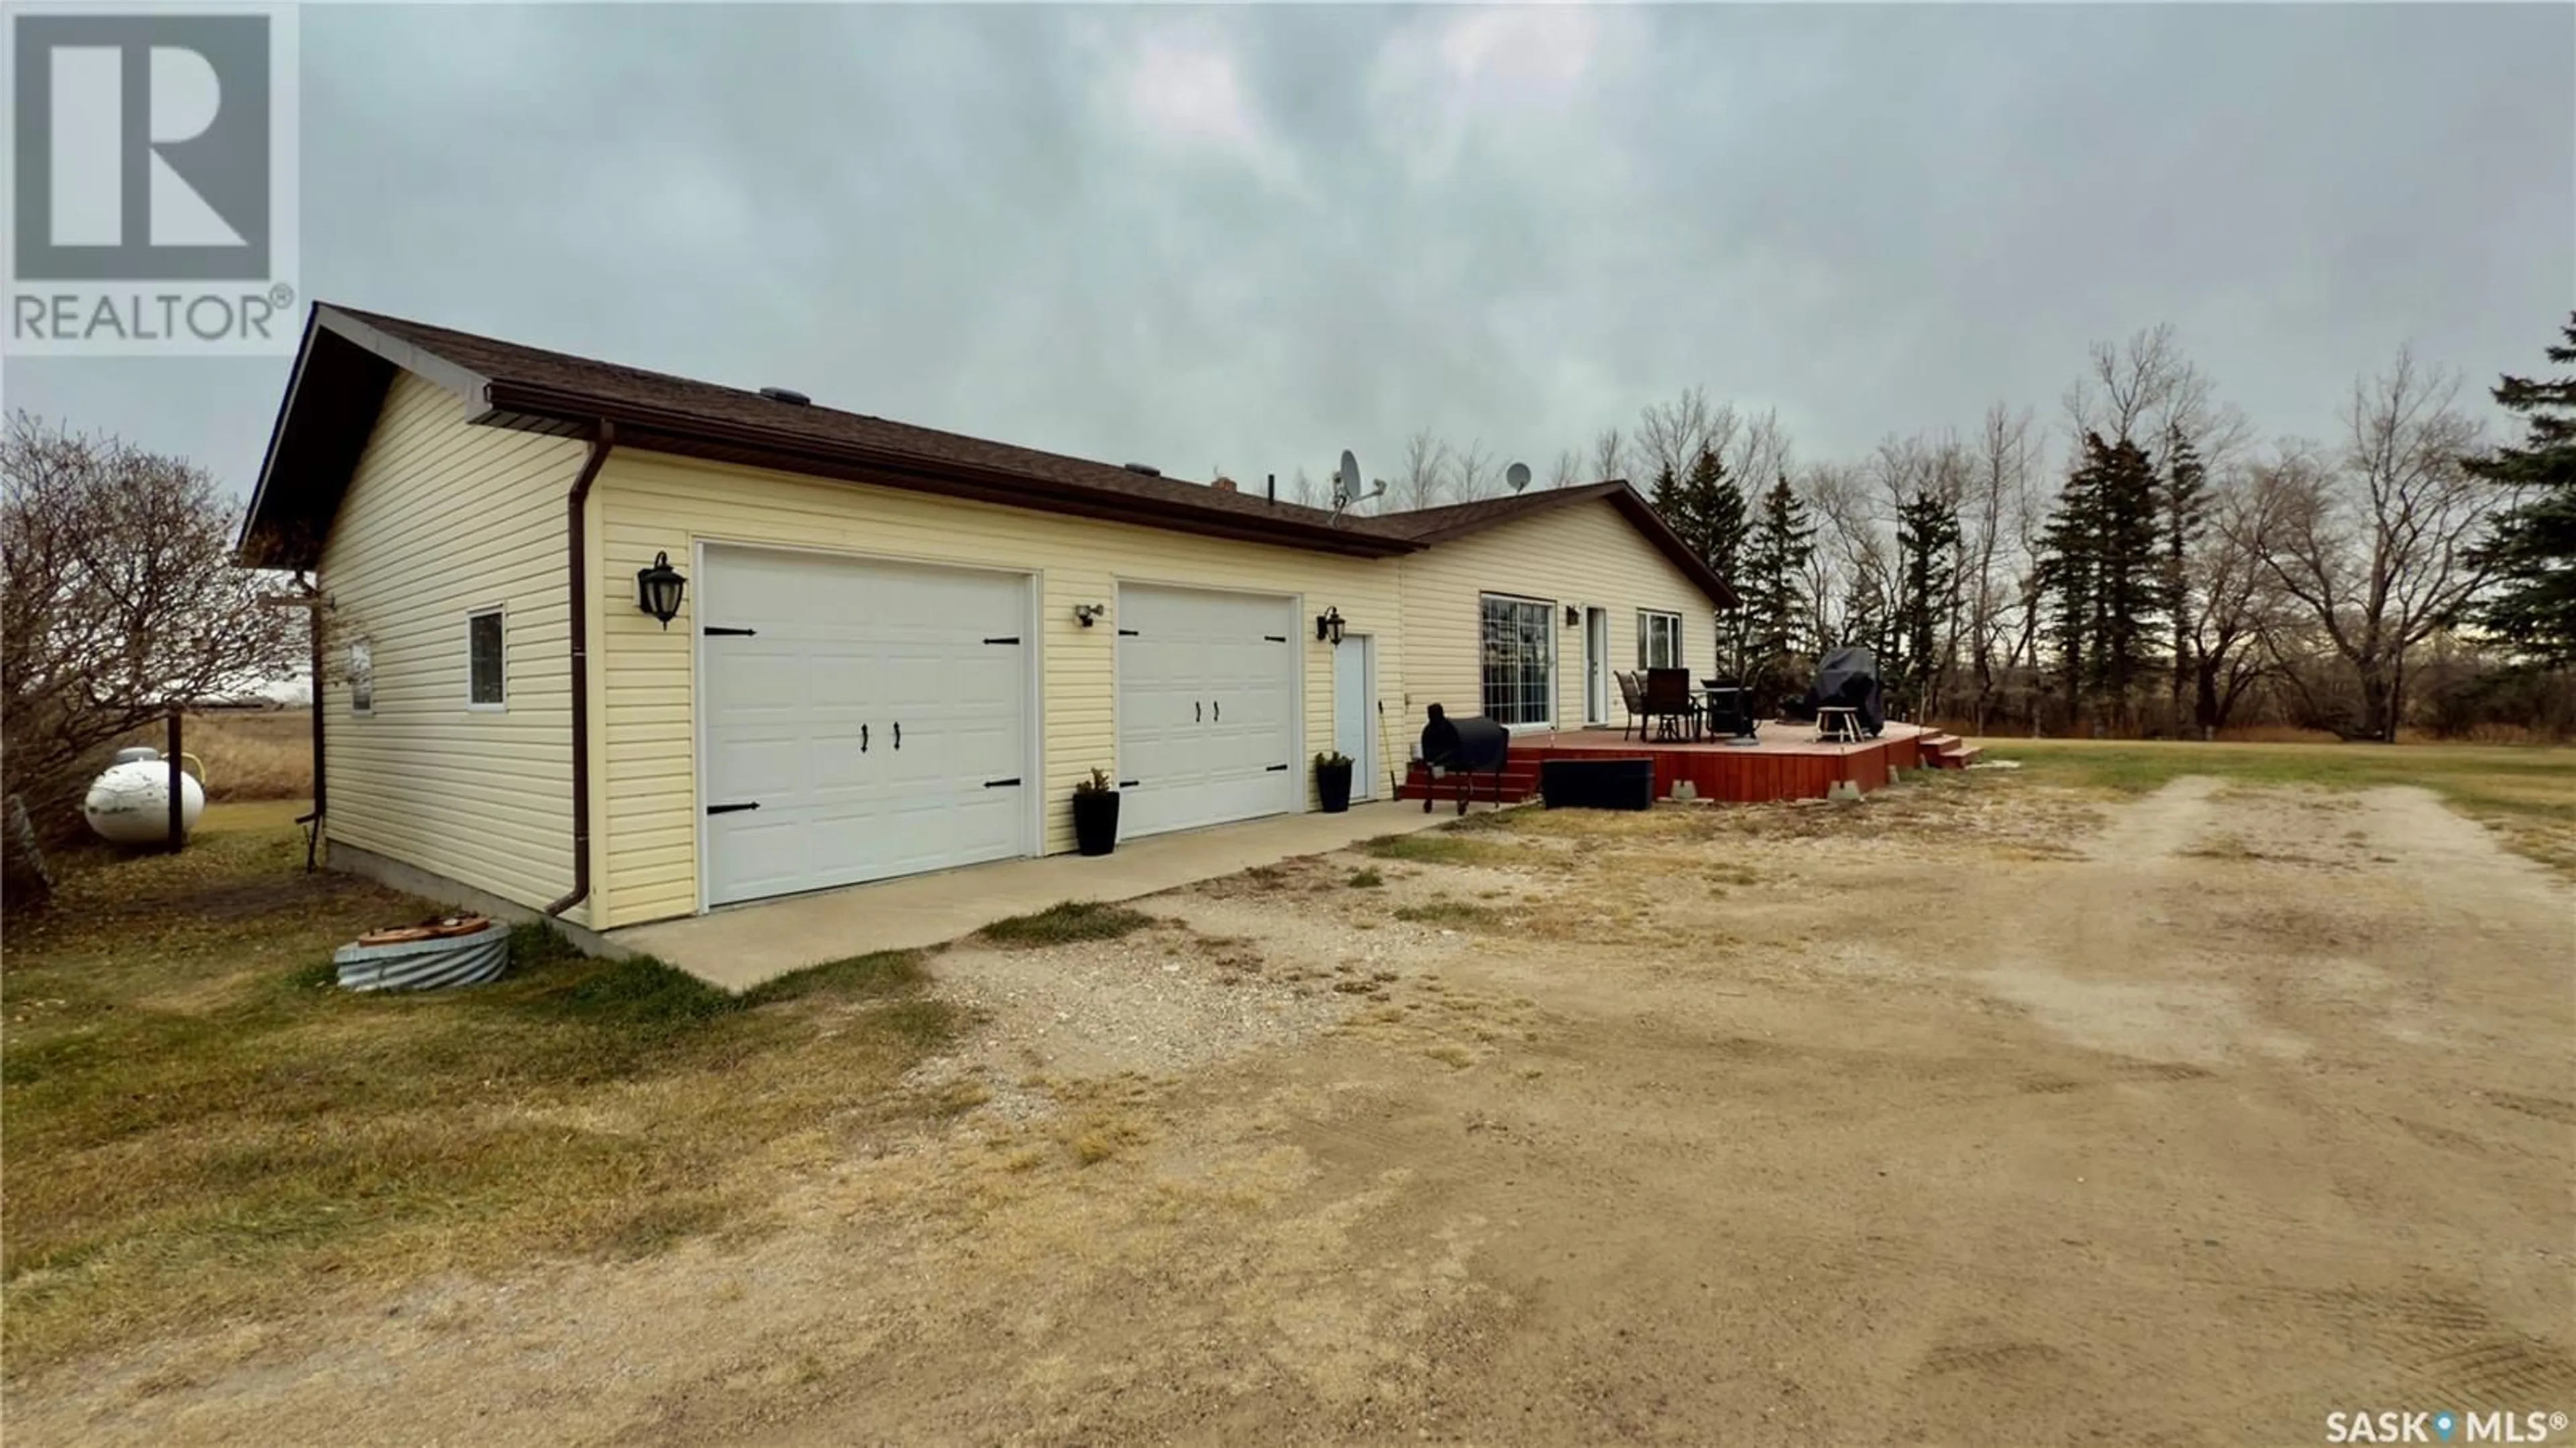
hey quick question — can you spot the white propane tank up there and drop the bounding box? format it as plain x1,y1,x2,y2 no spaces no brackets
83,752,207,845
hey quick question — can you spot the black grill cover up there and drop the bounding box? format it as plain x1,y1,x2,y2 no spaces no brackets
1420,705,1510,772
1799,648,1885,735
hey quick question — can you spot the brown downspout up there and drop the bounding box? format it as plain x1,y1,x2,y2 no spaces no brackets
545,421,617,918
303,575,325,871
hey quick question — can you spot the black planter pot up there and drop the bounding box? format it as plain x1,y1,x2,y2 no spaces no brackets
1072,790,1120,856
1316,760,1353,814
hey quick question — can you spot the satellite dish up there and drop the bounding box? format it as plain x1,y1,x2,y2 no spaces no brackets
1506,462,1532,494
1336,450,1362,505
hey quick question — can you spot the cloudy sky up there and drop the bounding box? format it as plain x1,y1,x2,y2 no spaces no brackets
6,2,2571,503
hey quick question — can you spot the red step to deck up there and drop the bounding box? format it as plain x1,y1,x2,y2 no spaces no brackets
1915,733,1980,770
1395,761,1542,803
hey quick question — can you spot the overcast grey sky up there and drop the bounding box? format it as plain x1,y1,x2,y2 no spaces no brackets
5,3,2570,502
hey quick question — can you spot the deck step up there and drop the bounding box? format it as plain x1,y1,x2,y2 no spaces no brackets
1932,743,1980,770
1396,762,1542,803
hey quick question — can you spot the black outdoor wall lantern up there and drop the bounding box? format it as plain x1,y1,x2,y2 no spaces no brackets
1564,603,1582,626
1315,606,1346,645
1073,602,1108,627
635,552,688,628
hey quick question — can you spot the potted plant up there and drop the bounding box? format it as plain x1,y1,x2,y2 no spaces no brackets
1071,768,1120,856
1314,751,1354,814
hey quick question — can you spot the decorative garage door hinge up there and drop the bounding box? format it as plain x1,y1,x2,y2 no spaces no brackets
1266,763,1289,772
703,625,756,636
1263,634,1287,642
983,778,1022,788
983,636,1020,645
1120,779,1140,788
706,802,760,815
1118,627,1140,636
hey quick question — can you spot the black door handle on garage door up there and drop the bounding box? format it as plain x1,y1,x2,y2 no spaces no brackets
1195,701,1201,723
894,721,902,749
1213,701,1220,722
860,723,868,753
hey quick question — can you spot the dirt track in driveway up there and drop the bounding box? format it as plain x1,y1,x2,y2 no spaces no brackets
15,776,2575,1446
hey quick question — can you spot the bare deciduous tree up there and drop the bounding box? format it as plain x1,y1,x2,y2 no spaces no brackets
1725,409,1793,498
2,412,303,837
1961,403,2039,731
1592,426,1627,486
2186,470,2293,734
1395,429,1451,511
1446,437,1497,501
1548,448,1584,489
1636,386,1725,486
2249,349,2493,739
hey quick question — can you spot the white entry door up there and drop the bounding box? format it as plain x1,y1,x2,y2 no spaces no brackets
1333,633,1376,800
1586,607,1610,725
700,546,1032,907
1116,583,1299,838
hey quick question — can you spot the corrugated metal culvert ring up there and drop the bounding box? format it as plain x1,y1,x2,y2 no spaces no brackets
333,920,512,992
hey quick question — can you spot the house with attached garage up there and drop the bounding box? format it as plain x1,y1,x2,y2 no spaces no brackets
235,305,1733,944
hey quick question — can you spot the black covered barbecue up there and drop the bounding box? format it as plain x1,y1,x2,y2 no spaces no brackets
1794,646,1886,737
1418,704,1511,815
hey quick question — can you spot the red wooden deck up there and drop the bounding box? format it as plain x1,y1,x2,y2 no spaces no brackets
1398,722,1971,806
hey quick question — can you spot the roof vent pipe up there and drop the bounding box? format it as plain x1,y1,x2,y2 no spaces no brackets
1122,462,1161,476
757,387,810,406
1267,473,1276,502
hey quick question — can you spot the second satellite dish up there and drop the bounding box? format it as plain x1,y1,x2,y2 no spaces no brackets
1506,462,1532,494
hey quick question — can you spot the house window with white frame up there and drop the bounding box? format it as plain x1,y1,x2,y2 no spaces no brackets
348,639,374,715
1479,594,1555,727
468,608,506,709
1638,610,1683,670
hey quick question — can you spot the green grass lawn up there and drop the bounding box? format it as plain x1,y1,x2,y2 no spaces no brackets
1,808,973,1376
1972,737,2576,875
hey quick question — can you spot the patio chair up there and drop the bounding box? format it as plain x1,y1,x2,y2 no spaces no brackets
1615,670,1646,739
1642,668,1699,741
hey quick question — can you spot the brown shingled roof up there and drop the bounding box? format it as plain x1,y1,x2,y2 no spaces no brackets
237,305,1733,609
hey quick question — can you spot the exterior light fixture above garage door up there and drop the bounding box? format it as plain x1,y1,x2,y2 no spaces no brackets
1314,607,1346,645
635,552,688,628
1073,602,1107,627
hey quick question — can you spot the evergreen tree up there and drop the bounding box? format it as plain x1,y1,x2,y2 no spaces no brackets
2089,432,2165,725
2036,456,2102,723
1738,473,1817,709
1892,488,1962,719
2160,427,2210,731
2465,313,2576,666
2037,431,2166,729
1651,448,1753,669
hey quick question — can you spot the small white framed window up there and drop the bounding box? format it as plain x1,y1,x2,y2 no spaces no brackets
467,607,507,710
1639,610,1683,670
348,639,374,715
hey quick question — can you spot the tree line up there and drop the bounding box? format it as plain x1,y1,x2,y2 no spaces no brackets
1360,315,2576,741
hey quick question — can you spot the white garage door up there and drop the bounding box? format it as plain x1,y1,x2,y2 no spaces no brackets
1116,584,1299,839
700,546,1032,907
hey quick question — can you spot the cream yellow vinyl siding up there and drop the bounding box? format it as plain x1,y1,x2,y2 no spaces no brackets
592,452,1402,928
1395,499,1716,728
316,373,588,920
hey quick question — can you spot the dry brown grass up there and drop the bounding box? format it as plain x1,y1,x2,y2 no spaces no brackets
1,810,968,1376
114,709,313,801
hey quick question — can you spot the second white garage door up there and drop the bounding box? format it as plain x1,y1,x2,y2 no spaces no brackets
700,546,1033,907
1116,584,1300,839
